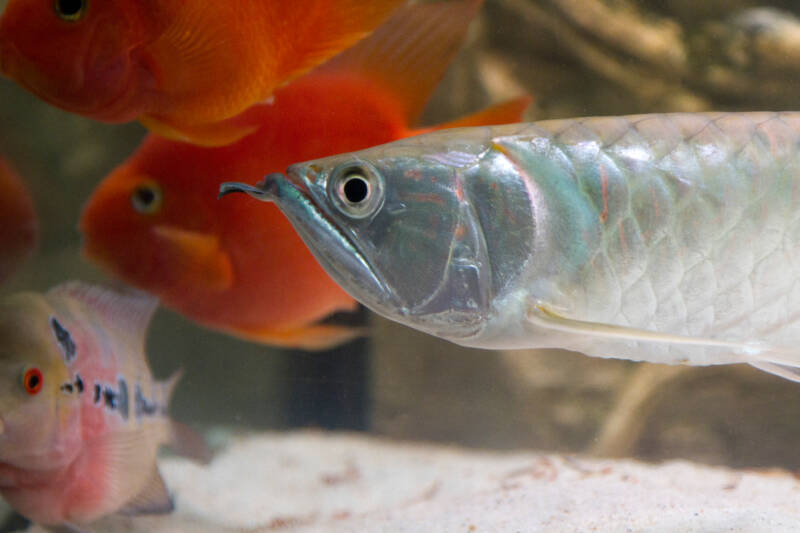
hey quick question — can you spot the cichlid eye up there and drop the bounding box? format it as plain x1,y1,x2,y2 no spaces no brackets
22,368,43,395
131,182,163,215
54,0,87,21
329,163,384,219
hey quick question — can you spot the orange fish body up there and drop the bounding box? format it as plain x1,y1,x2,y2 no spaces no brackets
81,0,531,350
0,0,405,145
0,283,202,528
0,157,37,283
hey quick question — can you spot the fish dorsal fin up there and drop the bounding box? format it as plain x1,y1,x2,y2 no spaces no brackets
118,465,174,516
269,0,407,88
316,0,484,124
47,282,159,347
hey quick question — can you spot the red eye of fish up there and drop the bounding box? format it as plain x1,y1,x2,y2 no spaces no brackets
23,368,43,395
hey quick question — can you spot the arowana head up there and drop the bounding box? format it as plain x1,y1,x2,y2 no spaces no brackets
220,128,535,341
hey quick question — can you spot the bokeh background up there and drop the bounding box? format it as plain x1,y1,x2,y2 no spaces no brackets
3,0,800,479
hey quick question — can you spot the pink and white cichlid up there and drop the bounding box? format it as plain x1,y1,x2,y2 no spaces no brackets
222,112,800,383
0,281,204,530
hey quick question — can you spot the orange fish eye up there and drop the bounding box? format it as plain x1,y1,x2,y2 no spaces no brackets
131,182,163,215
54,0,87,21
22,368,43,395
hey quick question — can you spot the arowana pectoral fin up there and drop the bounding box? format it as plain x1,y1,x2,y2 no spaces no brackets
527,304,800,379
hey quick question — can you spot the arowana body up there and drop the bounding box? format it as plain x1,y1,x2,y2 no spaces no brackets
222,112,800,382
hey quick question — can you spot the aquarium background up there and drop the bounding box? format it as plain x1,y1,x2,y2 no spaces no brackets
3,2,800,514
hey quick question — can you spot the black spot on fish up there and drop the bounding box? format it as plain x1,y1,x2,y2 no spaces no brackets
117,378,129,420
75,374,84,393
50,317,76,363
135,384,159,418
60,382,73,394
103,386,117,410
93,383,101,404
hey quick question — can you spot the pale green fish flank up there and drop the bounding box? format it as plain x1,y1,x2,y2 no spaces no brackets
221,112,800,383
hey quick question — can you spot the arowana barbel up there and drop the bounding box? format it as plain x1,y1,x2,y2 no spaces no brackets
221,112,800,382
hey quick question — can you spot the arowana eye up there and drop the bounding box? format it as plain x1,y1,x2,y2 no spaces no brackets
22,368,43,395
341,173,370,205
54,0,87,21
329,162,384,219
131,182,163,215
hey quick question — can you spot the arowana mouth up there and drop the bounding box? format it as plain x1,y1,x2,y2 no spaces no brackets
219,172,396,308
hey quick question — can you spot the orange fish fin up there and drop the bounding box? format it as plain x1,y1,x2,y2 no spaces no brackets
139,115,259,147
118,465,173,516
426,95,532,131
316,0,484,124
271,0,408,88
152,226,234,291
237,323,366,351
169,420,212,465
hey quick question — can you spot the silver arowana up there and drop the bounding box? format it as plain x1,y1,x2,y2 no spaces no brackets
221,112,800,382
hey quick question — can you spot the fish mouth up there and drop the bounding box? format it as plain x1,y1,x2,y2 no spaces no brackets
219,172,398,310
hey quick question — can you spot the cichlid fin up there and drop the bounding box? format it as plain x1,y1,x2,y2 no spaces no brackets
425,96,532,132
169,420,213,464
148,371,213,462
527,304,800,370
118,465,174,516
44,524,93,533
48,282,159,351
234,323,367,351
87,428,173,518
317,0,484,125
138,115,259,147
152,226,234,291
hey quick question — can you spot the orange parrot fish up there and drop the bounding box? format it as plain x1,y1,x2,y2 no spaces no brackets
0,0,406,146
0,156,37,284
0,282,208,530
80,0,532,350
